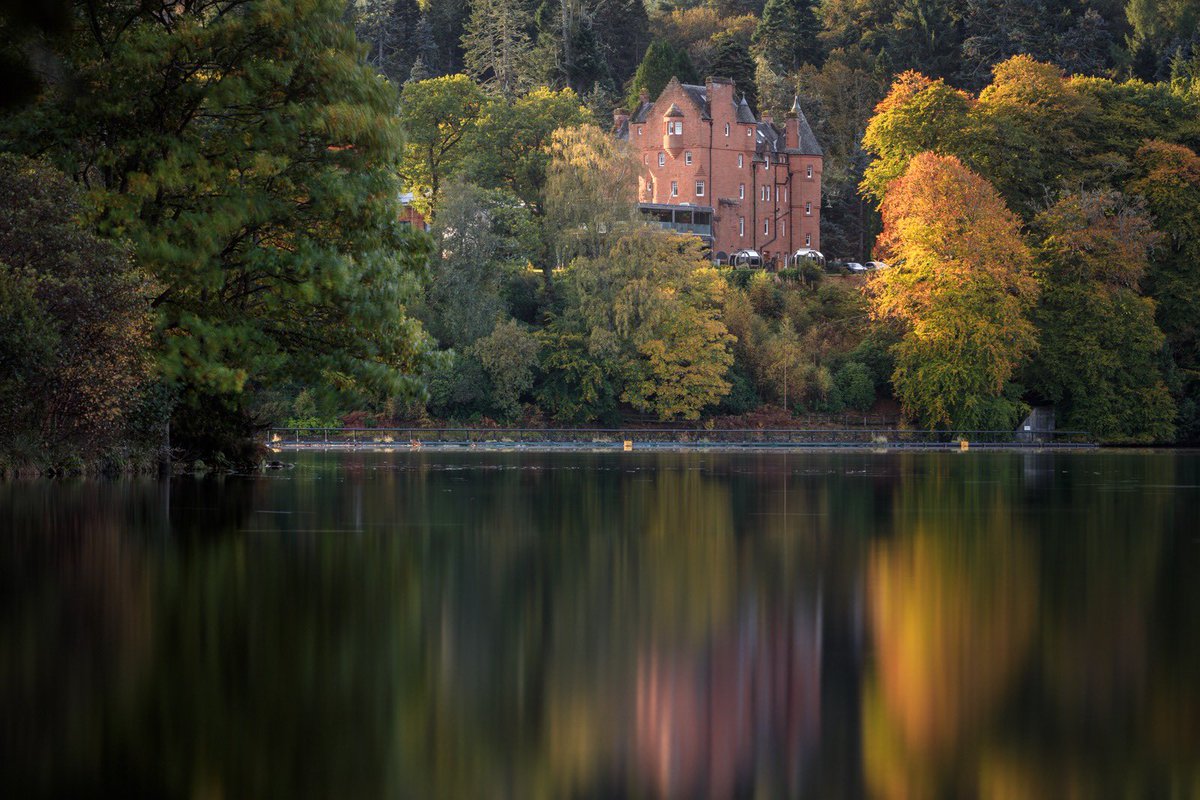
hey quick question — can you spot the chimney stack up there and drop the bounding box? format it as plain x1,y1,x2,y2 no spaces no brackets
613,107,630,133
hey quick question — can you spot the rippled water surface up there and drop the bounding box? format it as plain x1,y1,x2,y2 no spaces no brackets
3,450,1199,798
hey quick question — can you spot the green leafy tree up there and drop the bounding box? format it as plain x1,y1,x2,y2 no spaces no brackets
544,123,642,265
0,155,153,459
626,39,699,109
0,0,433,458
398,74,487,219
836,361,877,411
567,229,735,420
472,318,541,418
1028,192,1175,442
752,0,822,73
462,0,537,96
425,181,539,350
970,55,1097,214
465,87,590,215
861,71,974,202
1130,141,1200,441
871,152,1039,429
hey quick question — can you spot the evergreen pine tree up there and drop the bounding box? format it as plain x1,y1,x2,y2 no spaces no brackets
591,0,652,87
428,0,471,73
462,0,537,96
352,0,422,85
0,0,435,453
711,32,758,110
567,15,614,92
627,39,698,108
413,15,442,76
408,55,432,82
752,0,821,74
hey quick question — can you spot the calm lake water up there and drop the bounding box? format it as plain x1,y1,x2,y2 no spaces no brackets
3,450,1199,798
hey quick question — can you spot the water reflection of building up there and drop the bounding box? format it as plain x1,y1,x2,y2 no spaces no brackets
633,594,823,797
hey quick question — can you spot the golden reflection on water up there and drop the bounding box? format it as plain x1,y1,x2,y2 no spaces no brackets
1,451,1199,798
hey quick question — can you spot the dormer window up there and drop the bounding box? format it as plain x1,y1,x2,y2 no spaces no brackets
685,151,693,165
667,121,683,135
658,152,665,167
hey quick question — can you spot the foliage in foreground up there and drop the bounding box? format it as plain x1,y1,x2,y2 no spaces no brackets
0,155,156,469
0,0,435,462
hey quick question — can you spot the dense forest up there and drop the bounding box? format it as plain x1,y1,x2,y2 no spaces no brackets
1,0,1198,472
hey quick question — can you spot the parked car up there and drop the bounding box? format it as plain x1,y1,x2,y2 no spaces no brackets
845,261,868,273
730,249,763,268
865,261,889,270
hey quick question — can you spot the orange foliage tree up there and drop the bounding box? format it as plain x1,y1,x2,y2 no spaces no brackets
870,152,1039,429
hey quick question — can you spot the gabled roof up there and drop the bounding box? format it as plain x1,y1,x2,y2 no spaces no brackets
664,102,684,117
680,83,712,119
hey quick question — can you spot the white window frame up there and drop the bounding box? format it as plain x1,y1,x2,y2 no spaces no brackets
695,180,705,197
805,201,812,216
684,151,693,165
738,217,745,237
805,233,812,246
724,123,730,136
638,126,643,136
739,183,745,199
667,121,682,135
658,152,665,167
746,127,752,137
764,218,769,235
806,164,813,178
671,180,678,197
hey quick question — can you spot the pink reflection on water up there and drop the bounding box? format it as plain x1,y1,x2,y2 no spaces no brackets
634,597,823,797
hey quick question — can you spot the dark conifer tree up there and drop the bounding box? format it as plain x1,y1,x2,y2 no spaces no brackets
752,0,822,74
710,32,758,110
627,39,698,108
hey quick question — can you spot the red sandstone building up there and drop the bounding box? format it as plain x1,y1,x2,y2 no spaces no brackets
615,76,822,267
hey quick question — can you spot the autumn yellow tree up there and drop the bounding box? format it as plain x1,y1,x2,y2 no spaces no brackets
544,123,641,265
860,71,974,203
870,153,1038,430
563,228,735,420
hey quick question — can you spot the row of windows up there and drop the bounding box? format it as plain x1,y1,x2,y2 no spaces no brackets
732,218,813,246
648,180,705,197
647,153,815,180
646,178,812,213
640,122,759,138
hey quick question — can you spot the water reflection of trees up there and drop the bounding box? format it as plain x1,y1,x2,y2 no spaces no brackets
1,452,1198,797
